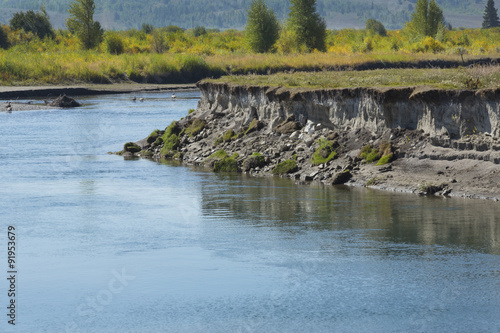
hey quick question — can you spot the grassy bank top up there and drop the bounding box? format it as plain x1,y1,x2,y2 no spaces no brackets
2,26,500,86
209,65,500,90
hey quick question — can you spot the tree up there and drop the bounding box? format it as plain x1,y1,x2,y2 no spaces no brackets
428,0,444,37
408,0,444,37
10,7,54,39
482,0,500,29
365,19,387,36
0,25,9,49
288,0,326,51
193,26,207,37
66,0,103,49
245,0,280,53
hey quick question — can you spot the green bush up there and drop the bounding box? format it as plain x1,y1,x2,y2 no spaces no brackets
105,32,125,55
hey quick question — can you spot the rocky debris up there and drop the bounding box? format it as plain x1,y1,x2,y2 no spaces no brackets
49,95,81,107
274,115,303,134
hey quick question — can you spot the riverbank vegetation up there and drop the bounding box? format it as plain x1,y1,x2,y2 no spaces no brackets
210,64,500,90
1,0,500,86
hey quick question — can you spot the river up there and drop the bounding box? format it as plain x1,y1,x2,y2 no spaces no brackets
1,91,499,332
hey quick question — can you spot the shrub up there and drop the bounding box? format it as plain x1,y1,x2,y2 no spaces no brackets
193,26,207,37
105,32,125,55
366,19,387,36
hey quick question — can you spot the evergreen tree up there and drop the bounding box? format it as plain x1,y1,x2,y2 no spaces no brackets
409,0,444,37
10,7,55,39
66,0,103,49
245,0,280,53
482,0,500,29
288,0,326,51
0,25,9,49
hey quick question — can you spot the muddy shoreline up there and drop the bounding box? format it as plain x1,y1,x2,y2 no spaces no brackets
0,83,197,100
120,81,500,202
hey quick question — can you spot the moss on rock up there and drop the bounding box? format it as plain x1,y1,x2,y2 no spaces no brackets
272,159,298,175
124,142,141,153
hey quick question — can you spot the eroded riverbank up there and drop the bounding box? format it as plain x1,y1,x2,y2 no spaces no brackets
122,81,500,201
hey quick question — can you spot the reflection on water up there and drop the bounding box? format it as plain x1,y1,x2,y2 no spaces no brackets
1,91,499,332
200,173,500,255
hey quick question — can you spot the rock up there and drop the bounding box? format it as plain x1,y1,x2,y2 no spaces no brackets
275,120,303,134
123,142,141,153
242,154,267,172
290,131,300,139
304,137,315,147
442,189,452,196
122,152,137,160
331,170,353,185
327,132,338,141
379,165,392,173
49,95,81,107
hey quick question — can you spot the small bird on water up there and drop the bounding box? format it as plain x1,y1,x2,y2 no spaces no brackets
139,97,144,102
172,93,176,99
132,96,137,101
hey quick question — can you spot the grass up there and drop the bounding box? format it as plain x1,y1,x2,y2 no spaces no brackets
210,64,500,90
311,138,338,165
359,141,394,165
160,121,181,157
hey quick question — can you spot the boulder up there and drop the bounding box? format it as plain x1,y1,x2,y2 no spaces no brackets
331,170,353,185
49,95,81,107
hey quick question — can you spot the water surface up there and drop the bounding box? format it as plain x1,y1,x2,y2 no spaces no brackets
0,92,499,332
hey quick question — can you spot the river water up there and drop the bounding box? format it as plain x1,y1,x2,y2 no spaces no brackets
1,91,499,332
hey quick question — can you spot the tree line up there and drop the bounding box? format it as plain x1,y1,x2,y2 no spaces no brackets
1,0,500,53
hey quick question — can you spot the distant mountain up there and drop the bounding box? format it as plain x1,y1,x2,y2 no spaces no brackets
0,0,492,30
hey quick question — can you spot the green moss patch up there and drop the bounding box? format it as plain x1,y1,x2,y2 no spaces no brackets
359,141,394,164
146,129,162,144
213,157,239,173
184,118,206,137
124,142,141,153
243,152,266,171
160,121,182,157
272,159,298,175
311,138,338,165
245,119,265,135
